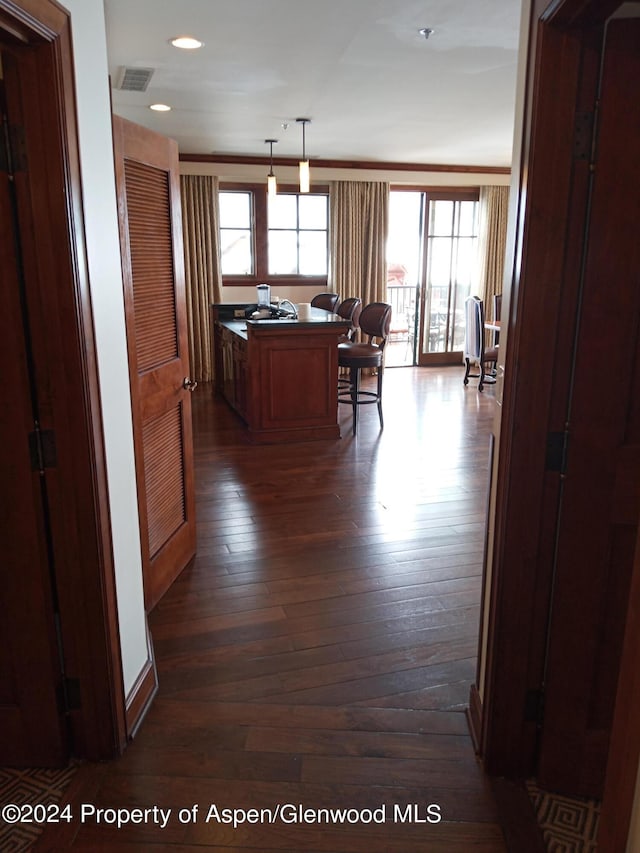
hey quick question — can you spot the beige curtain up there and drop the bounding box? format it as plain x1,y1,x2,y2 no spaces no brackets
329,181,389,306
477,185,510,322
180,174,223,382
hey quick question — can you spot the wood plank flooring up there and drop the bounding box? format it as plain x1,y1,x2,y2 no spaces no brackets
38,366,508,852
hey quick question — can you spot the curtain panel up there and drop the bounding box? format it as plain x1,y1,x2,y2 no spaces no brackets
329,180,389,307
180,174,223,383
477,185,510,322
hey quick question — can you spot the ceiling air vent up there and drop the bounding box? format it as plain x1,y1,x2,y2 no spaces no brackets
116,66,155,92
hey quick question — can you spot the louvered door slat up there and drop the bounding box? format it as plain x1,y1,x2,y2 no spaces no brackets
142,406,186,557
124,159,178,372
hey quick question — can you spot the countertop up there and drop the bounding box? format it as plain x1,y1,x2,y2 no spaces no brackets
216,307,350,340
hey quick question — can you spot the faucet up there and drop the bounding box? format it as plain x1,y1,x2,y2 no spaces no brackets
278,299,298,319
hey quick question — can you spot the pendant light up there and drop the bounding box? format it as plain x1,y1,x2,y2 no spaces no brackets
265,138,278,198
296,118,311,193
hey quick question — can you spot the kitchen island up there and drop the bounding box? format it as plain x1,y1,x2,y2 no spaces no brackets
212,303,352,444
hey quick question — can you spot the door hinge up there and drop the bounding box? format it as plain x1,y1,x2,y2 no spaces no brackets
28,424,57,473
545,430,569,474
524,687,545,726
573,111,595,161
57,677,81,714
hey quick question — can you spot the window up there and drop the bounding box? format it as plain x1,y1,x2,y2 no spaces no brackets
219,185,329,285
219,191,253,276
268,193,328,275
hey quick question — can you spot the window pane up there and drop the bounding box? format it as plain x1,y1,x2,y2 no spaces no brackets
299,231,328,275
431,200,454,236
428,237,453,290
219,192,251,228
268,194,297,229
387,191,422,287
458,201,477,236
299,195,327,230
451,283,467,350
268,230,298,274
453,237,477,287
220,230,252,275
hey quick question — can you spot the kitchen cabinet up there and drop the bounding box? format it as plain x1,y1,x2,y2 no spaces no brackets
212,303,351,443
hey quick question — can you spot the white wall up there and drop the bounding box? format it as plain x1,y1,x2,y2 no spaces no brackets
63,0,148,697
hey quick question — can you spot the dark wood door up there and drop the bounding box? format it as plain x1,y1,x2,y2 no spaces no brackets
113,116,196,611
536,18,640,797
0,88,67,766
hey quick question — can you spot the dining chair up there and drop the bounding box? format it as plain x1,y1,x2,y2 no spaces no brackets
338,302,392,434
463,295,498,392
311,292,340,312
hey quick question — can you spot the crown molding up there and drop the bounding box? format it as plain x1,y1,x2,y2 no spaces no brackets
179,152,511,176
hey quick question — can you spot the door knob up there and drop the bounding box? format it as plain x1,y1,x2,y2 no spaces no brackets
183,377,198,392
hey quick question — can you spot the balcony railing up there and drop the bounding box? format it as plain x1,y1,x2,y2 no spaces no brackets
386,283,417,366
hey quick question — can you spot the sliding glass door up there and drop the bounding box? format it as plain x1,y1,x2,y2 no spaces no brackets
386,189,479,367
420,194,479,365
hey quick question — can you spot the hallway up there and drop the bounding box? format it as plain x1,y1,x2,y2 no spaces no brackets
36,366,507,851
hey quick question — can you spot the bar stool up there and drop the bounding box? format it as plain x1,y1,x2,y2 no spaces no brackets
311,292,340,312
336,297,362,342
338,302,392,435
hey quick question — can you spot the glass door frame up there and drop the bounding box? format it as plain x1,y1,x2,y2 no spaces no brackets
389,187,480,367
416,189,480,366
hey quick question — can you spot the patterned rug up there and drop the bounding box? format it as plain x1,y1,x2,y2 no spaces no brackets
0,762,80,852
527,781,600,852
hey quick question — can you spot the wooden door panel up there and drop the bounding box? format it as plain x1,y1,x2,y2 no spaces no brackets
537,19,640,797
0,81,66,765
114,116,196,612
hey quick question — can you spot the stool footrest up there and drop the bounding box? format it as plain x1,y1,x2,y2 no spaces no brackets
338,390,380,405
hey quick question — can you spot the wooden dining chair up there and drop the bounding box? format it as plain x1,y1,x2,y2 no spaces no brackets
463,295,498,392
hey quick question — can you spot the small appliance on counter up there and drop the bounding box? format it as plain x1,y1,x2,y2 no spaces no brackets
248,283,275,319
247,283,296,320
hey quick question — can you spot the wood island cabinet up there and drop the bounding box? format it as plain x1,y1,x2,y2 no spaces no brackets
212,303,351,444
217,323,248,421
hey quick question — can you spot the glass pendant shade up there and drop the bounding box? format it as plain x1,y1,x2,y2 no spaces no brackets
265,139,278,198
299,159,310,193
296,118,311,193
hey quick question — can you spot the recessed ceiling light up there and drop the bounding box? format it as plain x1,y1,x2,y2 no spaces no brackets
149,103,171,112
170,36,203,49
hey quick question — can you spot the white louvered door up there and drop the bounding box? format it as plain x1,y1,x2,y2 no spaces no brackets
113,116,196,611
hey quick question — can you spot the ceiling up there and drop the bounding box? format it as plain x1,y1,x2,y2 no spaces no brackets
104,0,523,168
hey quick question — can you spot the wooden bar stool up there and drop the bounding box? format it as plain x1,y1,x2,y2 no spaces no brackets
311,292,340,312
336,297,362,342
338,302,392,435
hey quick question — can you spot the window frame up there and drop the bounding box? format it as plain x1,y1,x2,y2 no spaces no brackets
219,182,329,288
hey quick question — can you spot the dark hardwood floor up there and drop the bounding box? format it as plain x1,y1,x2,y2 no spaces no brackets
38,366,508,851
